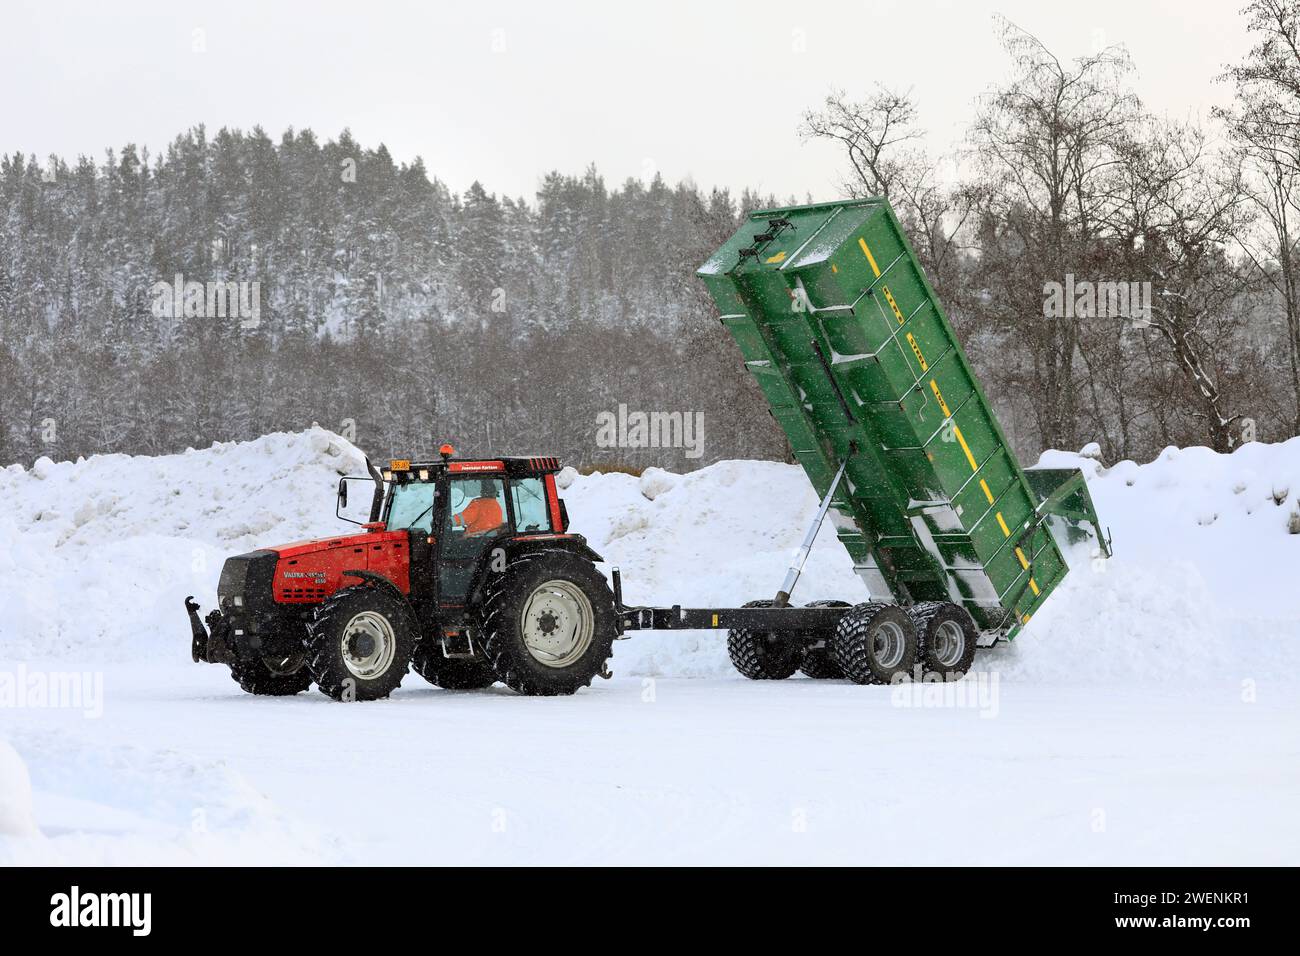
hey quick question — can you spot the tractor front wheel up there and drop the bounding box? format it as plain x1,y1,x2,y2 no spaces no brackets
306,585,414,701
229,653,312,696
480,550,616,696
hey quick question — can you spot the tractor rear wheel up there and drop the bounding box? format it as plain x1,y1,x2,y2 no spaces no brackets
479,550,616,696
306,585,415,701
727,599,803,680
229,653,312,696
798,599,850,679
410,640,497,690
830,602,919,685
908,601,978,678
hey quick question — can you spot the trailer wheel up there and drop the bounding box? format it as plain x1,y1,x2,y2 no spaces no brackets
908,602,978,678
727,599,803,680
798,599,850,679
229,654,312,696
410,640,497,690
479,549,616,696
306,585,415,701
831,602,919,685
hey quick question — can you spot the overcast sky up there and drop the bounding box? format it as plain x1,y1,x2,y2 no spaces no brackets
1,0,1251,202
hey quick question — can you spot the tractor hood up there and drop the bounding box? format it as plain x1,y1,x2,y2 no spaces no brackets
217,527,412,611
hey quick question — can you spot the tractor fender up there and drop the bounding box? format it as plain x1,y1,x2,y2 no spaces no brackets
465,535,605,605
340,569,418,618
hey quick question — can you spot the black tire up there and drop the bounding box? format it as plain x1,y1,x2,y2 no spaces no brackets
797,599,850,679
306,585,415,701
908,601,978,678
727,599,803,680
479,549,616,696
830,602,919,685
410,640,497,690
229,655,312,696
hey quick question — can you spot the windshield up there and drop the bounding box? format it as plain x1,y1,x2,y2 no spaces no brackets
386,482,437,533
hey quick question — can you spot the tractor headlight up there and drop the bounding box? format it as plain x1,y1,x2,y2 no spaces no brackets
232,595,244,607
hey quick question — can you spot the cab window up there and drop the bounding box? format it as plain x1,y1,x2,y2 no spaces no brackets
511,478,551,532
445,477,508,539
386,481,437,533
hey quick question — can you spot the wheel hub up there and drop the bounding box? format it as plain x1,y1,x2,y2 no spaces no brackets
520,579,596,669
340,611,397,680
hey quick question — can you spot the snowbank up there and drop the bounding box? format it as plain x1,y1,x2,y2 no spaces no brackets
0,427,365,663
1,430,1297,682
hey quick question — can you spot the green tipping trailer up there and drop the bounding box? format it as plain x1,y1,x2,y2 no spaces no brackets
694,197,1108,644
612,197,1107,683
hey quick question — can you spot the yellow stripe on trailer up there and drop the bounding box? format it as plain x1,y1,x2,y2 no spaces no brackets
1029,578,1040,596
930,379,950,417
953,425,977,472
979,478,994,504
882,286,904,323
765,251,786,264
996,512,1010,537
1015,546,1029,569
858,237,881,277
906,332,928,370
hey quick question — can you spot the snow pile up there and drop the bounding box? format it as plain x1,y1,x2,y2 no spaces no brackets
0,427,366,662
1,428,1297,683
987,440,1300,682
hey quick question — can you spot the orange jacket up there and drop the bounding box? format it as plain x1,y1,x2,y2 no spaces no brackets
455,497,504,536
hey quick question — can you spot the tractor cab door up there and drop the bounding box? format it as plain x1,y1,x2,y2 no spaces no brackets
437,475,511,605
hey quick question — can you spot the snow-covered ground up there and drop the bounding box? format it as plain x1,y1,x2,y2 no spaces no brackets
1,429,1298,864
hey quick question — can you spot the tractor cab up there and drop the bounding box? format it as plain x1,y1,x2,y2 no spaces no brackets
338,446,571,612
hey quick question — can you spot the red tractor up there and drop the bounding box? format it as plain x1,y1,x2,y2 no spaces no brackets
186,446,618,701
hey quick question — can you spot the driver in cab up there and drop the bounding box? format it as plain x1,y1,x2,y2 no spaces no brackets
453,479,505,537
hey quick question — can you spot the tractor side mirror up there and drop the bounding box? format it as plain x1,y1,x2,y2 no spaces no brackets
335,476,370,525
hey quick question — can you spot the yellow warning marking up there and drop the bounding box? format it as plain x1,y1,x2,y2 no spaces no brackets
712,613,719,627
953,425,977,472
858,237,881,277
979,478,994,504
930,380,950,417
1022,613,1032,625
1029,578,1040,596
882,285,904,323
906,332,928,370
996,512,1010,537
1015,547,1029,569
831,263,838,273
765,250,787,264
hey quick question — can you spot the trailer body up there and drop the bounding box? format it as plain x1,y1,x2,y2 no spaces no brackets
697,198,1105,640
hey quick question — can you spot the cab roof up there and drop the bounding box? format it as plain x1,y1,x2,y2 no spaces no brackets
383,456,562,480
